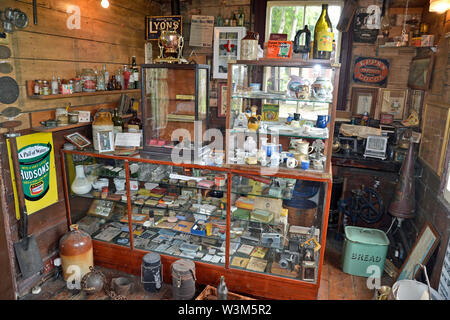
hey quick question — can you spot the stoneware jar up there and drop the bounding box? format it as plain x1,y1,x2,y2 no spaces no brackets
92,111,113,151
241,31,259,60
59,224,94,282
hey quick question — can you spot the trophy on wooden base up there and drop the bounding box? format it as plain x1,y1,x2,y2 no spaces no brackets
154,30,187,64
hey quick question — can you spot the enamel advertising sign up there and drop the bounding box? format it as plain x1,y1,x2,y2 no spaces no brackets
7,132,58,217
353,57,390,87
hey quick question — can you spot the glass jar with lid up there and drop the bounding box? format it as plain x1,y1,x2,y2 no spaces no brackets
73,77,82,93
81,68,97,92
42,80,50,95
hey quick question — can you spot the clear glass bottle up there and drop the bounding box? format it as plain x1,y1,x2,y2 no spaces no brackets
330,40,336,64
103,64,109,88
51,73,58,95
96,67,105,91
57,77,62,94
38,80,43,95
217,276,228,300
116,67,124,90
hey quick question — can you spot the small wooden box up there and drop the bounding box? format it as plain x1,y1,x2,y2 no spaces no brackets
196,285,255,300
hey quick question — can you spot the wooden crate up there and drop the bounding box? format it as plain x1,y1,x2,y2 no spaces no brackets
196,285,255,300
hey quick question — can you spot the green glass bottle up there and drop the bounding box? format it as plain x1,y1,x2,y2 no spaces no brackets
313,4,333,60
112,108,123,134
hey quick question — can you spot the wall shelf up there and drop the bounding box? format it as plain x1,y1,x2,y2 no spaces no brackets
26,80,140,100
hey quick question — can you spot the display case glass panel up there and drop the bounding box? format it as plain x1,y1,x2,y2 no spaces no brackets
228,174,328,284
141,64,210,161
227,60,339,175
65,153,131,249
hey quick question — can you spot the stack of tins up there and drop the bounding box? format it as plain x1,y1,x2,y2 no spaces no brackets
284,180,320,227
59,224,94,281
171,259,197,300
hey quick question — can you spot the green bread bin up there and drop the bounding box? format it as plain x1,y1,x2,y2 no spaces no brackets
341,226,390,277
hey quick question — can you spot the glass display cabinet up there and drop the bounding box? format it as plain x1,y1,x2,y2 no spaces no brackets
61,147,333,299
225,59,340,178
140,64,209,161
213,27,246,79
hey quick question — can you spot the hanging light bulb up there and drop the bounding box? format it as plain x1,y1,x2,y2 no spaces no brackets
101,0,110,8
429,0,450,13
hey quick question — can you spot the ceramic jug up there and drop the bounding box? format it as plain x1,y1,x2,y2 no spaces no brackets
316,115,330,128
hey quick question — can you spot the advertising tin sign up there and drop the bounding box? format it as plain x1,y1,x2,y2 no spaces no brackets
18,143,52,201
353,57,390,87
145,15,182,41
7,132,58,217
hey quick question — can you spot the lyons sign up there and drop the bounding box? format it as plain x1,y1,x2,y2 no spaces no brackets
145,15,182,41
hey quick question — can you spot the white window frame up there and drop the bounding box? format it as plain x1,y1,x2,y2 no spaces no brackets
265,0,344,61
443,160,450,204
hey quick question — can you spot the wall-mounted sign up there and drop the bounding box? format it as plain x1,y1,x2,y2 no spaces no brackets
145,15,182,41
7,132,58,217
353,56,390,87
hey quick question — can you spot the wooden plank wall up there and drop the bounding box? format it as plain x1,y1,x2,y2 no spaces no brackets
341,0,418,118
0,0,161,132
0,0,161,298
416,8,450,288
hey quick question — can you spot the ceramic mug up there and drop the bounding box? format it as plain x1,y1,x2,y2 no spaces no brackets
301,160,310,170
295,140,314,155
286,157,299,169
259,157,268,166
290,120,300,128
215,154,224,166
114,178,126,191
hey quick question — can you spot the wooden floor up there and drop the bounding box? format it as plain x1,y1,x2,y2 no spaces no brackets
22,231,391,300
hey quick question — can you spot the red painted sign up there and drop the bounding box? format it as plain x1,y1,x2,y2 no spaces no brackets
353,57,390,87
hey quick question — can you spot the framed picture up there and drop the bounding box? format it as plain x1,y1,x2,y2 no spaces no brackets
380,89,407,120
64,132,91,149
419,102,450,176
218,82,228,118
97,130,115,153
350,87,378,118
409,89,425,115
396,222,440,281
408,55,435,90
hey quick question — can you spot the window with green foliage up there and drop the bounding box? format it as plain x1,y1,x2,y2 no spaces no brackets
264,1,343,120
265,1,343,57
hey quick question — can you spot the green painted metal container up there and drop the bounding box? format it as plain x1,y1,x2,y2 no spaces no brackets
341,226,390,277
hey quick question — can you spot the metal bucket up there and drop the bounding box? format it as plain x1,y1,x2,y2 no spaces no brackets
389,264,443,300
